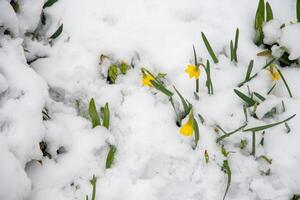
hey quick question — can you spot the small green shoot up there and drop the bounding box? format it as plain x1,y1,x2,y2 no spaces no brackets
230,28,239,62
204,150,209,164
285,122,291,133
240,139,247,149
106,145,116,169
107,64,118,84
201,32,219,63
102,103,110,129
198,113,205,124
43,0,58,8
49,24,63,40
267,83,276,95
89,98,101,128
119,62,130,75
238,60,254,87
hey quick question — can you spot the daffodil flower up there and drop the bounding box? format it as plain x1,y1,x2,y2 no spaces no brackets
185,64,200,79
268,64,280,81
180,113,194,137
142,73,154,87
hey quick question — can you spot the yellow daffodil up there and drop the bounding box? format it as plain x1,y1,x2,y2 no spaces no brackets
180,114,194,137
142,73,154,87
185,64,200,79
268,64,280,81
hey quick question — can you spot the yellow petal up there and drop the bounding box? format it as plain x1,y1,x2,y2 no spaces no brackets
185,64,200,79
179,122,194,136
268,64,281,81
142,74,154,87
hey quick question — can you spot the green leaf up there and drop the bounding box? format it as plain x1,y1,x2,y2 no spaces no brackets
277,68,293,98
255,0,265,29
198,113,205,124
43,0,58,8
49,24,63,40
243,114,296,132
216,124,248,143
107,64,119,84
267,83,276,95
297,0,300,22
106,145,116,169
173,86,191,117
201,32,219,63
253,92,266,102
230,40,234,62
233,28,239,62
245,60,254,81
10,0,19,12
291,194,300,200
251,131,256,156
193,116,200,148
266,2,274,22
156,73,167,80
258,155,272,164
234,89,257,106
222,160,232,200
150,80,174,97
102,103,110,129
89,98,101,128
193,45,198,66
119,62,129,75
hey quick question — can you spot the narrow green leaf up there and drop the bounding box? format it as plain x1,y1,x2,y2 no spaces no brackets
253,92,266,102
216,124,248,143
193,116,200,148
222,160,232,200
230,40,234,62
243,105,248,122
150,80,174,97
49,24,63,40
255,0,265,29
234,89,257,106
266,2,274,22
89,98,100,128
170,97,181,126
233,28,239,62
102,103,110,129
277,68,293,98
201,32,219,63
243,114,296,132
106,145,116,169
251,131,256,156
198,113,205,124
193,45,198,66
245,60,254,81
259,155,272,164
267,83,276,95
173,86,190,115
297,0,300,22
43,0,58,8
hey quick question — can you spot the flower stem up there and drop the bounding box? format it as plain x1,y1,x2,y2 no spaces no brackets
196,79,199,93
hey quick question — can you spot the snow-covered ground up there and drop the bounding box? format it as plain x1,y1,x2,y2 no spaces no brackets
1,0,300,199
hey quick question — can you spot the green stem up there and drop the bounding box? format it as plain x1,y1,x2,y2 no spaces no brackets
251,131,256,156
196,79,199,93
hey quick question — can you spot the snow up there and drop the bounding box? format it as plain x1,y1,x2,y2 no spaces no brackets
0,0,300,200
